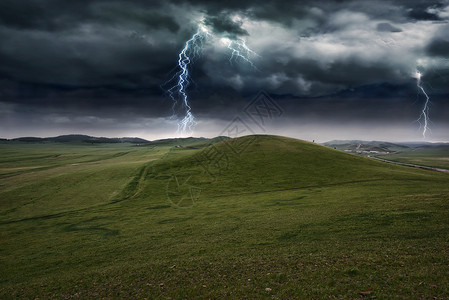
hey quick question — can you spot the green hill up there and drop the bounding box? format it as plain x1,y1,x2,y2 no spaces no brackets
1,135,449,298
149,135,431,202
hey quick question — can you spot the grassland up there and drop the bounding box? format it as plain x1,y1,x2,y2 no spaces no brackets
376,146,449,170
1,136,449,298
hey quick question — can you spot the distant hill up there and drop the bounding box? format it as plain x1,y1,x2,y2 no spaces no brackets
9,134,149,144
397,142,449,148
322,140,410,153
11,137,45,143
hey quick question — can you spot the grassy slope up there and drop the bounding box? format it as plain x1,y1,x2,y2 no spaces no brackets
0,143,171,222
1,135,449,298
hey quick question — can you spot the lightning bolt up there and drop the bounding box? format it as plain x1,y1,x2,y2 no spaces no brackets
162,24,258,135
414,70,431,139
163,25,210,134
221,37,259,69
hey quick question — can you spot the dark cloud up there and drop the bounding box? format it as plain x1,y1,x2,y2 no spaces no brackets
376,22,402,32
427,39,449,57
0,0,88,31
426,24,449,57
0,27,177,88
179,0,448,24
0,0,449,139
407,8,441,21
204,14,248,38
92,2,180,32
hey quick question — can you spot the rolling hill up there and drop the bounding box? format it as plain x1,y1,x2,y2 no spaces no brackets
8,134,149,144
148,135,437,202
1,135,449,298
322,140,410,152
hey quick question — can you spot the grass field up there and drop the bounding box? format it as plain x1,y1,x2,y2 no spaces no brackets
376,146,449,170
1,135,449,298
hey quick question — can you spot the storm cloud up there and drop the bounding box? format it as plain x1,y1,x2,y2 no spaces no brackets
0,0,448,140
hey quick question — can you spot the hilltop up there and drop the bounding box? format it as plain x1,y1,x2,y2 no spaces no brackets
143,136,229,147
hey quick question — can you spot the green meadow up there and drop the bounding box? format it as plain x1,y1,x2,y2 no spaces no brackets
376,146,449,170
1,135,449,298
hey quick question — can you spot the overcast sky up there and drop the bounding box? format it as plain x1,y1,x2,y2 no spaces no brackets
1,0,449,142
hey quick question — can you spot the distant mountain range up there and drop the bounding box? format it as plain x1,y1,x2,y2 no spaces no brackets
0,134,148,144
1,135,447,150
0,134,230,146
